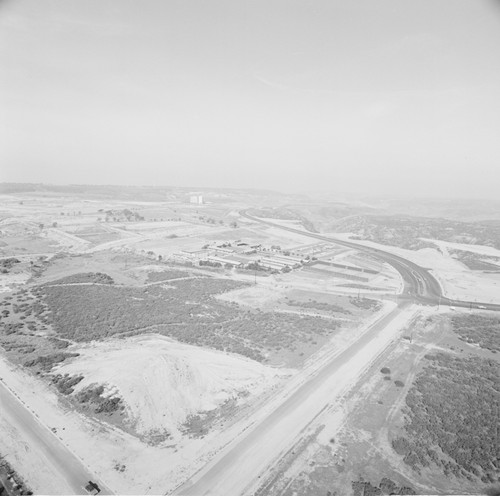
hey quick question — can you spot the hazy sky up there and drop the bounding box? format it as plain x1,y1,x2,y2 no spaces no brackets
1,0,500,198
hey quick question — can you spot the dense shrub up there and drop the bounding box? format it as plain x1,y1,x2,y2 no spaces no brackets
451,314,500,352
24,352,79,371
45,272,114,285
0,257,20,269
392,353,499,482
75,385,123,414
349,297,381,310
52,374,84,394
38,278,339,362
351,478,415,496
287,299,351,314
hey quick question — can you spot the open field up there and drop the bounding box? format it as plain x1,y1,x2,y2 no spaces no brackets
1,188,500,495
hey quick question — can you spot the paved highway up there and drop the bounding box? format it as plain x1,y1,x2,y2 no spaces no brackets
175,303,412,496
240,210,500,311
174,211,500,495
0,377,111,495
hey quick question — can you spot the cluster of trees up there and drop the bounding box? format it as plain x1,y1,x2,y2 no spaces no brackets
451,314,500,353
75,384,124,415
392,353,499,484
100,208,145,222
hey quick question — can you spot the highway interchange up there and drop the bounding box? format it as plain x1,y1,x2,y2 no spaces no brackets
240,210,500,311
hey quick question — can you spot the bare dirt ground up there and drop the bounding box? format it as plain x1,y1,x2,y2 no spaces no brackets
54,334,293,441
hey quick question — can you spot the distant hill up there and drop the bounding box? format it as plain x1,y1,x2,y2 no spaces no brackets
0,182,294,203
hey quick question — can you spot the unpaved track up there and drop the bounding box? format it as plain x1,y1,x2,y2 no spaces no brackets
0,378,111,495
175,303,415,496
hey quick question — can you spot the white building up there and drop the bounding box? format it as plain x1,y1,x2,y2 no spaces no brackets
189,195,203,204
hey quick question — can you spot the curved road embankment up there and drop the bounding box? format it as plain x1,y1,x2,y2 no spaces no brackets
240,211,500,311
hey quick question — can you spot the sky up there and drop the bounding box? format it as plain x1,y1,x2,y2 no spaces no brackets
1,0,500,198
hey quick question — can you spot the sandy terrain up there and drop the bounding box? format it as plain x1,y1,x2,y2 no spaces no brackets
333,233,500,304
55,335,292,440
422,238,500,258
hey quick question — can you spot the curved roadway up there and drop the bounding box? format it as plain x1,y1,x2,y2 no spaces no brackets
240,210,500,311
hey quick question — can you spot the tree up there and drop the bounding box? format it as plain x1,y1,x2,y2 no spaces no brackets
39,223,44,230
52,222,58,228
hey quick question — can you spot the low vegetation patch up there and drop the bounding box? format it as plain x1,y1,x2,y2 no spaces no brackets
349,297,381,311
0,457,32,495
351,477,415,495
287,299,351,314
24,352,80,372
37,278,339,363
51,373,84,394
391,353,499,483
75,384,124,415
146,269,191,282
450,314,500,353
44,272,114,285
